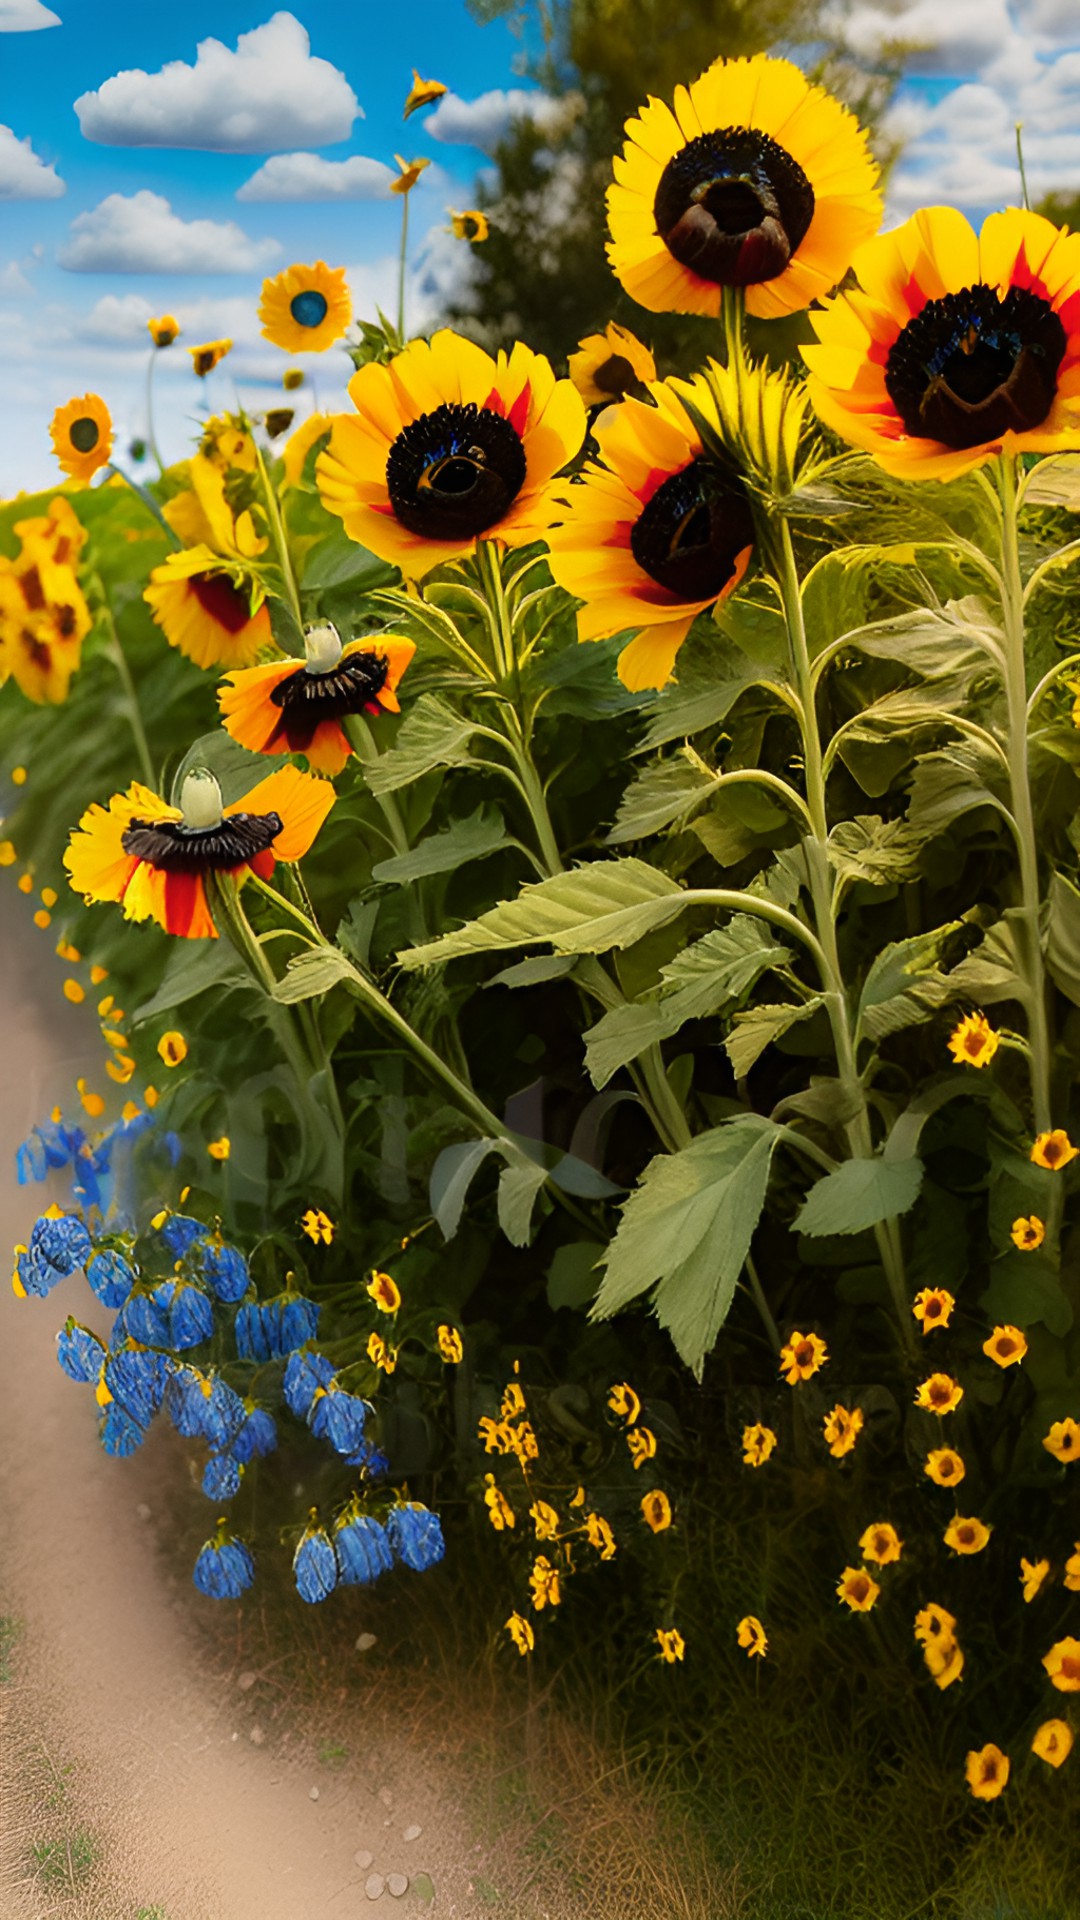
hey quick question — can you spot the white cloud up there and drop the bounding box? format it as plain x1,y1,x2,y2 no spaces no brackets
0,1,60,28
0,123,64,197
74,12,360,154
58,190,279,274
0,259,33,294
427,87,580,155
237,151,394,202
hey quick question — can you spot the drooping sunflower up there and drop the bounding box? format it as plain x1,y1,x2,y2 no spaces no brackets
218,625,416,776
50,394,113,485
65,765,334,941
404,69,447,118
189,339,232,378
607,53,881,322
568,321,656,407
316,329,586,578
546,373,754,691
143,546,271,672
258,262,352,356
804,207,1080,480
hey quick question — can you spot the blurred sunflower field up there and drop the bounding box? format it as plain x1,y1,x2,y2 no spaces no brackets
5,46,1080,1917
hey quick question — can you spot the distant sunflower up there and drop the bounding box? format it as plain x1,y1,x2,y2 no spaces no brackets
804,208,1080,480
317,329,585,578
219,627,415,775
546,373,754,691
568,321,656,407
50,394,113,485
450,209,489,242
258,262,352,355
65,765,334,941
607,53,881,321
404,69,447,118
144,546,271,672
148,315,180,348
189,339,233,378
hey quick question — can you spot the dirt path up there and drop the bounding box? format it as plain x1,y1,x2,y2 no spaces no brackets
0,912,509,1920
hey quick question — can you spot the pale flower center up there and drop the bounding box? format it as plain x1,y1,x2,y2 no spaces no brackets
179,769,224,831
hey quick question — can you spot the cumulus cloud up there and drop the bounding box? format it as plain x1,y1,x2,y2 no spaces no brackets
0,260,33,294
58,190,279,274
0,1,60,28
74,12,360,154
427,87,580,155
0,124,64,197
237,151,395,201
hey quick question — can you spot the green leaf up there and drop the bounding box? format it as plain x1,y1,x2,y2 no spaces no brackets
396,859,687,971
855,923,964,1044
1022,455,1080,510
946,917,1025,1005
906,746,1004,841
1046,871,1080,1007
130,940,250,1022
828,816,922,890
637,659,775,752
271,946,355,1004
845,599,996,679
363,694,481,795
606,754,720,843
497,1159,549,1247
724,998,823,1077
795,1155,924,1237
546,1241,602,1310
591,1116,782,1378
300,532,393,593
489,954,578,989
371,806,508,884
429,1138,497,1239
980,1254,1073,1337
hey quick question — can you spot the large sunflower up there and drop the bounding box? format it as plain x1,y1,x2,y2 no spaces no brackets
65,765,334,941
50,394,113,485
219,627,416,776
607,54,881,322
259,263,352,355
803,207,1080,479
144,546,271,671
316,329,586,578
546,373,754,690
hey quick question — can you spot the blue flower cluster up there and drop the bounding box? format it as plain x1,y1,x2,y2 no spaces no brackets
17,1106,180,1223
293,1500,444,1604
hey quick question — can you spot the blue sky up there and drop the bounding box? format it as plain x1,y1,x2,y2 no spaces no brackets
2,1,1080,492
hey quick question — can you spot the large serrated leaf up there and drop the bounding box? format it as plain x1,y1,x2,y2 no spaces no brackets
396,859,686,971
363,694,480,794
725,997,822,1078
855,923,963,1044
497,1159,549,1247
606,755,721,843
590,1116,782,1378
271,946,356,1004
372,805,507,884
795,1155,924,1237
1022,455,1080,510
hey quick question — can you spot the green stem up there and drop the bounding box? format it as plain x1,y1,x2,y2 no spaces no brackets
144,349,164,476
744,1254,781,1350
102,465,180,548
343,713,426,942
100,606,155,787
397,191,410,340
475,542,563,877
253,440,303,631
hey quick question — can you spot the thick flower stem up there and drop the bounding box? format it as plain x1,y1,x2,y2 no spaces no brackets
144,348,164,477
254,440,304,633
476,542,563,878
98,601,155,788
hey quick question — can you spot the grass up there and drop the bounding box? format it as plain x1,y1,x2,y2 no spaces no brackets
27,1827,99,1890
0,1612,23,1684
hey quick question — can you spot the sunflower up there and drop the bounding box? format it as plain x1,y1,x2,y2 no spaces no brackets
655,1626,685,1663
258,262,352,356
568,321,656,407
0,538,92,704
65,765,333,941
189,339,232,378
546,373,754,691
804,208,1080,480
823,1404,863,1458
859,1522,903,1567
164,437,266,563
1044,1637,1080,1691
144,546,271,672
911,1286,954,1334
983,1323,1027,1368
218,624,416,776
778,1329,828,1385
607,53,881,322
944,1515,992,1556
1031,1128,1078,1170
316,329,585,578
1043,1416,1080,1462
1031,1720,1073,1768
391,155,430,195
12,497,86,569
148,315,179,348
947,1011,999,1068
914,1372,963,1415
1011,1214,1045,1251
837,1566,880,1612
1021,1557,1051,1603
741,1421,777,1467
924,1447,965,1487
50,394,113,485
641,1489,672,1533
450,209,489,243
404,69,447,118
965,1744,1009,1801
505,1610,534,1655
736,1615,767,1657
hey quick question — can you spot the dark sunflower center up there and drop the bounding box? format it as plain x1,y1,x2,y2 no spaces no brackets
190,571,254,635
69,417,100,454
593,352,636,398
385,401,526,539
121,811,283,874
290,290,329,328
884,284,1066,449
653,128,815,287
630,457,754,602
269,651,390,751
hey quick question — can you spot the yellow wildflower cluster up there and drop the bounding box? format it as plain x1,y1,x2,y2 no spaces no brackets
0,498,91,706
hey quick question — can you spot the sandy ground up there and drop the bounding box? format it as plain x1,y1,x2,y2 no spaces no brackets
0,910,522,1920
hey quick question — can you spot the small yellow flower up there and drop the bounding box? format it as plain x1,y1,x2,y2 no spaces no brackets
779,1330,828,1384
924,1447,966,1488
300,1207,334,1245
742,1422,778,1467
1043,1636,1080,1692
567,320,656,407
914,1601,957,1647
189,339,232,378
450,208,489,242
75,1078,104,1118
148,315,179,347
436,1324,463,1364
505,1610,534,1655
50,393,113,484
403,68,447,118
40,887,57,907
33,910,51,929
944,1515,992,1556
655,1626,685,1663
837,1566,881,1612
1043,1417,1080,1463
608,1381,640,1423
627,1426,657,1470
501,1382,526,1419
478,1415,509,1455
105,1056,136,1084
507,1420,539,1464
529,1555,561,1611
736,1615,767,1657
911,1286,955,1334
859,1522,903,1567
366,1270,401,1313
585,1512,616,1559
530,1500,560,1541
1031,1719,1074,1768
391,154,430,195
926,1636,965,1690
569,1485,586,1508
157,1031,187,1068
915,1372,963,1415
640,1489,672,1533
63,979,85,1004
90,964,107,985
1065,1544,1080,1592
483,1474,515,1531
12,766,27,786
823,1405,863,1458
207,1136,231,1161
258,262,352,355
367,1330,398,1373
947,1011,999,1068
1020,1557,1051,1603
56,941,81,961
144,1086,159,1109
0,841,16,865
983,1324,1027,1368
965,1744,1009,1800
11,1247,27,1298
1031,1129,1078,1171
1010,1214,1046,1251
121,1101,142,1123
